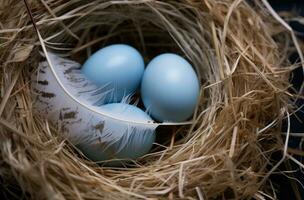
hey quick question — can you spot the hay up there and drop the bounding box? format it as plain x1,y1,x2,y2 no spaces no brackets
0,0,302,199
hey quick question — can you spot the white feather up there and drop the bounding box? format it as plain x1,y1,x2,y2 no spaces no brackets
31,52,158,162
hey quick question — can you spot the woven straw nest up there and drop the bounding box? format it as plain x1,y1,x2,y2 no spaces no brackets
0,0,302,199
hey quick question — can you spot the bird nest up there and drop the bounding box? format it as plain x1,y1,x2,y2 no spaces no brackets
0,0,301,199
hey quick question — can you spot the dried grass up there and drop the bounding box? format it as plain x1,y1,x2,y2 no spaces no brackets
0,0,303,199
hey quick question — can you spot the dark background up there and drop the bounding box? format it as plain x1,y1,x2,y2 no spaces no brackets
269,0,304,199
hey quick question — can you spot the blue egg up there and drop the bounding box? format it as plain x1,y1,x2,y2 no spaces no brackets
101,103,152,122
82,44,145,103
141,53,200,122
78,103,155,165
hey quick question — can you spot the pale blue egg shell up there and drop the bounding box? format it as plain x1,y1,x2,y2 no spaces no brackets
82,44,145,103
101,103,153,122
78,103,155,166
141,53,200,122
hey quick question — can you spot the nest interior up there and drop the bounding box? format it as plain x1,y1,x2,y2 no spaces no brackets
0,0,297,199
